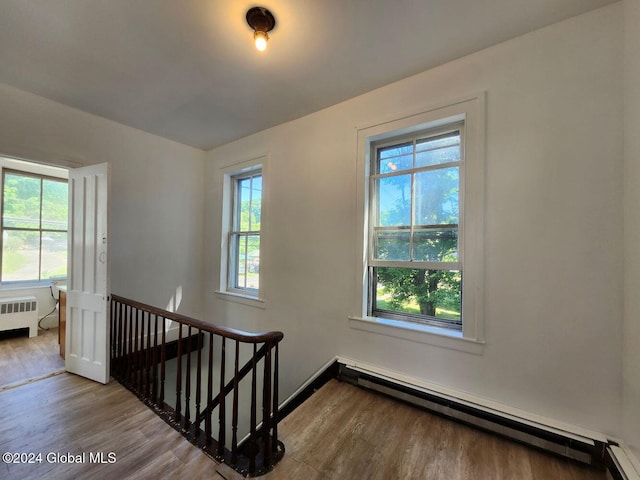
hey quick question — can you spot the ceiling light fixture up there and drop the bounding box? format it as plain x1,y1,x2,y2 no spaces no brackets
246,7,276,52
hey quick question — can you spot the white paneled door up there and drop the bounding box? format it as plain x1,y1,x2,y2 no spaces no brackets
65,163,110,384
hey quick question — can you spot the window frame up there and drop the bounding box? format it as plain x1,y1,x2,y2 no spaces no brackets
227,169,262,296
350,94,485,350
0,167,69,285
217,155,267,305
367,123,464,330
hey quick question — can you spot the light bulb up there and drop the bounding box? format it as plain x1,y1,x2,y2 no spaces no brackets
254,31,268,51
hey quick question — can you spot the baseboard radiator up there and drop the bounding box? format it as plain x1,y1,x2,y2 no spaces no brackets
0,296,38,337
278,359,637,478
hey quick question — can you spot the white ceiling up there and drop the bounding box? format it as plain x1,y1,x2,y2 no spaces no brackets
0,0,618,150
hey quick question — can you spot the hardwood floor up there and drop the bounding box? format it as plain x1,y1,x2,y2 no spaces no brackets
0,373,241,480
258,379,607,480
0,370,609,480
0,327,64,389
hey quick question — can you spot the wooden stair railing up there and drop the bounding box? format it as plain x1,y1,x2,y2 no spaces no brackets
109,294,284,477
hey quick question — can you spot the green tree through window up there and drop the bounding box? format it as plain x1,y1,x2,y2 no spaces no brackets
1,170,68,282
370,127,462,328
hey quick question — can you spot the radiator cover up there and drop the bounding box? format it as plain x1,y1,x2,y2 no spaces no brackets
0,296,38,337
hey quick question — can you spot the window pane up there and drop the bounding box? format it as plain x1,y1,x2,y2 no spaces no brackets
377,175,411,226
237,175,262,232
233,234,260,291
374,230,410,261
42,179,68,230
41,231,67,279
2,230,40,281
375,267,461,322
378,142,413,174
234,234,247,289
414,167,459,225
3,173,41,229
238,177,252,231
246,235,260,290
416,132,461,168
251,175,262,231
413,229,458,262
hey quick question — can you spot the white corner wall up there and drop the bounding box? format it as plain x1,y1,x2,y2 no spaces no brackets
624,0,640,464
206,4,623,436
0,83,207,318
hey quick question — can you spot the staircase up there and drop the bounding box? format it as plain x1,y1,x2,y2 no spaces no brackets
109,295,284,477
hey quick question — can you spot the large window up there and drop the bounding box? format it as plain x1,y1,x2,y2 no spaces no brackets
352,95,485,347
368,125,463,330
1,169,68,283
227,169,262,295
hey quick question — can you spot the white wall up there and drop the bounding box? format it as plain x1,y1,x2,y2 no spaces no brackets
623,0,640,464
206,4,623,435
0,83,207,319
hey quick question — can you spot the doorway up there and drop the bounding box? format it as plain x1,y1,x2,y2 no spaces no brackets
0,156,68,389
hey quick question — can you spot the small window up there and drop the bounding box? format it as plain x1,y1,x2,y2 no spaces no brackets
368,125,463,330
1,169,68,283
227,169,262,296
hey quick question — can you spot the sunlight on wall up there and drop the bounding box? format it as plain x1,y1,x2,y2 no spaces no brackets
164,285,183,330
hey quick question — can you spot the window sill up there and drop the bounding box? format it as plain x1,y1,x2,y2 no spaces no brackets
214,290,266,309
348,315,484,355
0,282,56,291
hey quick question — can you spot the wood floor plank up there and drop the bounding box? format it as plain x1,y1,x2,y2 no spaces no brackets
258,379,607,480
0,327,64,388
0,373,227,480
0,364,609,480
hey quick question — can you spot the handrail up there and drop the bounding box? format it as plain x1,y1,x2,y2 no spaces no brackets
110,294,283,344
109,295,285,477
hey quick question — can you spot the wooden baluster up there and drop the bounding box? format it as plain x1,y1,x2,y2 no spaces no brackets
231,340,240,465
152,314,159,403
262,344,273,468
205,332,213,443
160,316,166,409
185,325,192,427
138,309,145,392
130,312,140,388
124,307,135,384
109,298,115,367
110,299,116,372
117,301,124,377
249,343,257,474
195,329,202,433
217,337,226,458
272,342,280,454
175,323,183,421
146,311,152,398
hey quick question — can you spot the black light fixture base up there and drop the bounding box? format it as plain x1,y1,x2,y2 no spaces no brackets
246,7,276,33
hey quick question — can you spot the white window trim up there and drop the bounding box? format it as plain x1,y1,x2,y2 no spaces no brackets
216,155,268,306
350,93,486,350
